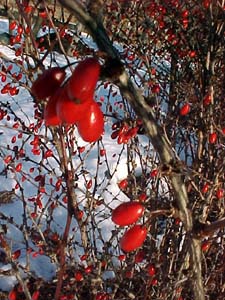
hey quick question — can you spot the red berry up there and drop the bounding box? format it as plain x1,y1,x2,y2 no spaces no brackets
86,179,92,189
150,169,158,178
9,21,17,31
118,179,128,190
11,136,16,143
135,250,145,263
56,89,93,124
4,155,13,164
74,271,83,281
118,254,126,261
80,254,87,261
203,0,210,9
111,130,119,140
203,94,211,106
25,5,33,14
44,149,53,158
17,25,23,35
12,249,21,260
112,201,144,226
151,84,160,93
76,101,104,142
209,132,217,144
66,57,100,103
151,278,158,286
181,10,189,18
180,103,190,116
44,89,62,126
189,51,196,58
15,162,22,172
8,289,17,300
120,225,147,252
31,67,66,101
138,192,147,202
201,183,209,194
84,265,93,274
216,189,224,199
55,179,62,191
100,149,106,156
201,241,210,252
32,290,40,300
147,264,156,276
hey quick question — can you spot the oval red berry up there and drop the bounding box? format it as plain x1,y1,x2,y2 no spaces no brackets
112,202,144,226
120,225,147,252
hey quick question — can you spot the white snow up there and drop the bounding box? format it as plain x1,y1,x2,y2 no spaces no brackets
0,17,169,293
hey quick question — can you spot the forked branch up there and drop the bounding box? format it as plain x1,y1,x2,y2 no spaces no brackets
57,1,205,299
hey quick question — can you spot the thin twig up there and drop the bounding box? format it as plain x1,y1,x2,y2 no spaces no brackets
56,1,205,299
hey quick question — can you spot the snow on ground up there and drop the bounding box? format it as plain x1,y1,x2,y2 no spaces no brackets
0,18,166,292
0,18,8,34
0,45,130,293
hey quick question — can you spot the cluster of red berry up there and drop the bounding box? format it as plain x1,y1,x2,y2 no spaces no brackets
31,57,104,142
112,201,147,252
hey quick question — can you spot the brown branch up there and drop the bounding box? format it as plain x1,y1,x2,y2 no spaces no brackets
193,217,225,238
54,128,73,300
56,1,205,299
54,127,88,300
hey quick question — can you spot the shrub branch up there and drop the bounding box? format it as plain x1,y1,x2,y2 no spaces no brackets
57,1,205,299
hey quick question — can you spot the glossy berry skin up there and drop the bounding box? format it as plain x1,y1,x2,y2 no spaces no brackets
209,132,217,144
76,101,104,142
44,89,62,126
56,88,92,124
180,103,190,116
8,289,17,300
216,189,224,199
31,67,66,101
66,57,100,103
118,178,128,190
147,264,156,276
201,241,210,252
201,183,209,194
120,225,147,252
203,94,211,106
112,202,144,226
31,291,40,300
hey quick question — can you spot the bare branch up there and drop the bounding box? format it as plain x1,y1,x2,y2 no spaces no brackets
193,217,225,238
56,1,205,299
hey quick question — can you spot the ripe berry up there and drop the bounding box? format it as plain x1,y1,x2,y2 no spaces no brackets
201,241,210,252
118,254,126,261
150,169,158,178
180,103,190,116
12,249,21,259
203,94,211,106
151,278,158,286
74,271,83,281
118,179,128,190
147,264,156,276
100,149,106,156
15,162,22,172
112,202,144,226
201,183,209,194
120,225,147,252
44,149,53,158
135,250,145,263
209,132,217,144
9,21,17,31
216,189,224,199
151,84,160,94
4,155,13,164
